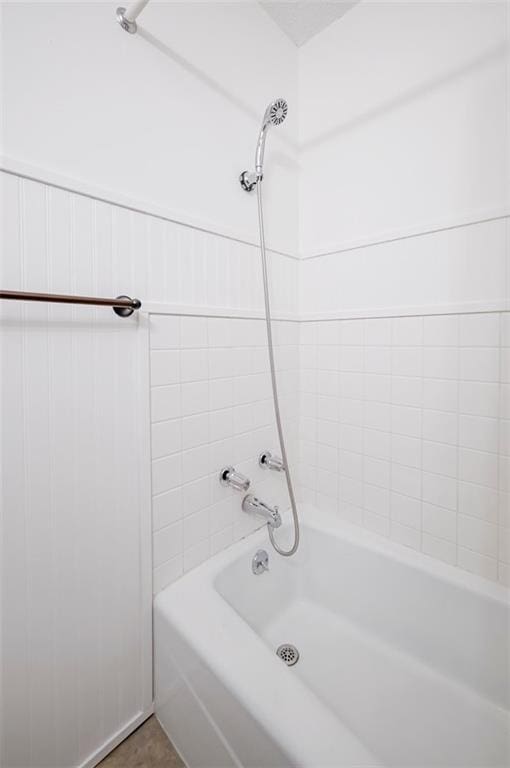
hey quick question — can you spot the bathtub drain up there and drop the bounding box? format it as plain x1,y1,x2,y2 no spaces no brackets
276,644,299,666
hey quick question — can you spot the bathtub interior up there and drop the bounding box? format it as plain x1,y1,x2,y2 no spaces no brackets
214,520,510,767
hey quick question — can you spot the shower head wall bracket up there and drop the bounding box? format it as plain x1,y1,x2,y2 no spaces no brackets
239,171,259,192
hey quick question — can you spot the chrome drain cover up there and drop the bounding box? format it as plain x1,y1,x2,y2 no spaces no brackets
276,643,299,666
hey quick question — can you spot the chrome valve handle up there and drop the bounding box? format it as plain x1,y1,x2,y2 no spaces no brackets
219,466,250,492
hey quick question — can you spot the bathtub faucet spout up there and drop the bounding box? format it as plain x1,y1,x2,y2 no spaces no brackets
242,494,282,529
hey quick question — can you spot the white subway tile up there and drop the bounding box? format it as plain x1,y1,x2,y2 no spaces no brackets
423,379,458,412
458,481,498,523
364,483,390,516
424,348,459,380
339,450,363,480
364,318,392,346
423,315,459,346
392,317,423,346
391,522,421,551
365,347,391,374
152,454,181,496
182,476,211,517
459,415,499,454
422,533,456,565
459,381,500,418
153,521,183,568
391,376,422,407
182,413,209,451
391,434,421,469
339,346,364,372
152,419,181,459
151,384,181,422
183,508,209,549
457,547,497,581
423,503,457,542
340,372,364,399
458,515,498,557
500,313,510,347
151,350,180,386
152,487,183,531
422,472,457,511
339,475,363,507
340,320,365,345
153,555,183,593
181,381,209,416
459,448,498,488
180,316,208,348
422,409,457,446
364,457,390,489
460,348,499,382
364,401,391,432
391,405,421,438
182,445,210,484
364,374,391,403
183,540,210,573
363,427,391,460
498,527,510,564
391,492,421,529
391,464,421,499
391,348,422,377
150,315,180,349
460,314,500,347
364,510,390,536
317,321,340,345
422,440,457,478
180,349,208,382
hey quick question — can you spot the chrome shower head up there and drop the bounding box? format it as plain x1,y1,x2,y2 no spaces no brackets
263,98,288,128
256,98,288,176
239,98,289,191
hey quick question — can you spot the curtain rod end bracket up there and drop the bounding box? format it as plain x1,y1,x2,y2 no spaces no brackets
116,7,137,34
113,296,141,317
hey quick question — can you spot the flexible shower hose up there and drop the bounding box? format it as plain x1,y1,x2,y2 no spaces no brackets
256,181,300,556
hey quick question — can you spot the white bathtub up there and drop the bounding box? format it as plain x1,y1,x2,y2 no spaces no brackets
154,506,510,768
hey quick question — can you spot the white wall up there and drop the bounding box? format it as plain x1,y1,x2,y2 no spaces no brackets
299,0,509,258
0,1,299,255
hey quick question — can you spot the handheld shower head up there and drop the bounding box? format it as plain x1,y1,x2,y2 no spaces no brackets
256,98,288,176
239,98,288,191
263,98,288,128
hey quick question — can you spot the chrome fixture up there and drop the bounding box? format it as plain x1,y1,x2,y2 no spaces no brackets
240,99,300,558
116,0,150,34
219,466,250,492
259,451,285,472
252,549,269,575
276,643,300,667
242,494,282,529
239,98,288,191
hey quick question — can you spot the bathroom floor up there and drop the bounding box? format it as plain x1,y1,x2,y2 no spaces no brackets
98,716,185,768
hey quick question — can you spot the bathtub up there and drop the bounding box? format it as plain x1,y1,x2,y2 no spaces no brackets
154,506,510,768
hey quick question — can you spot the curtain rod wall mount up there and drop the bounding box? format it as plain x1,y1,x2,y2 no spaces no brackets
116,1,151,34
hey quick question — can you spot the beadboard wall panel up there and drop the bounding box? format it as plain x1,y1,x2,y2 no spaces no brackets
0,169,298,768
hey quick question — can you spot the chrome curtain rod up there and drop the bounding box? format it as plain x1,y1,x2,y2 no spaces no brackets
0,290,142,317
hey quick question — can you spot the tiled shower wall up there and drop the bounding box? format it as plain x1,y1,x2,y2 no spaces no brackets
296,312,510,586
149,313,299,592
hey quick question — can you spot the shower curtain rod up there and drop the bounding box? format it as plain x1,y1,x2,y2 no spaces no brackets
0,290,142,317
117,0,150,34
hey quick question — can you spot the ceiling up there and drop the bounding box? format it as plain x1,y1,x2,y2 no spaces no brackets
260,1,359,47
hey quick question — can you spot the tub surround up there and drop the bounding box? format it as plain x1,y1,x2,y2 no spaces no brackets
155,505,509,768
